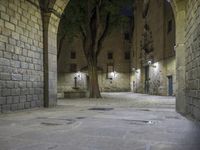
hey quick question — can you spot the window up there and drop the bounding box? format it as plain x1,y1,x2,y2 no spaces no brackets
124,51,130,60
107,52,113,60
124,32,130,40
168,20,172,33
70,51,76,59
69,64,77,72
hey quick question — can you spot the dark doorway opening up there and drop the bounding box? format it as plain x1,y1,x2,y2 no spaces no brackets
86,75,90,90
168,75,173,96
145,66,150,94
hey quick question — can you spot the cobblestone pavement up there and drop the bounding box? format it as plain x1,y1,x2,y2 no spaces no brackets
0,93,200,150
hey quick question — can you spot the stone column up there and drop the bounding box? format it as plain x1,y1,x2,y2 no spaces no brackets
42,13,60,107
175,9,186,114
41,0,69,108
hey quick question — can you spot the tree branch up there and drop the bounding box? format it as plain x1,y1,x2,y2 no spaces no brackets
96,12,110,56
80,25,86,39
57,32,66,60
93,4,101,54
98,0,102,8
80,26,88,57
89,3,100,57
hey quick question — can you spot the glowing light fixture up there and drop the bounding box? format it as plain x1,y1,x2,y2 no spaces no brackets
76,71,82,79
152,62,158,68
136,69,141,74
110,71,117,78
148,60,152,65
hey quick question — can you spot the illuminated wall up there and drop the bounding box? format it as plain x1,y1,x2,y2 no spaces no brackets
57,29,131,98
131,0,176,96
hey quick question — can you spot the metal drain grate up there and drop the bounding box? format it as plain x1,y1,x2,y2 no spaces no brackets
88,107,114,111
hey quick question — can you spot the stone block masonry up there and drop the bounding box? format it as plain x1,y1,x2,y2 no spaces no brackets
0,0,44,112
185,0,200,120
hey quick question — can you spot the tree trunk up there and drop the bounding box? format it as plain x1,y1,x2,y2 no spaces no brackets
87,57,101,98
81,0,110,98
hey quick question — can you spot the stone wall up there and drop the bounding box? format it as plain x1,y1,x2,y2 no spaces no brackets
185,0,200,120
57,73,88,98
0,0,43,112
130,0,176,96
131,57,176,96
149,57,176,95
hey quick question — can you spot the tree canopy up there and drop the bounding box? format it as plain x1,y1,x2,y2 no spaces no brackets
59,0,134,43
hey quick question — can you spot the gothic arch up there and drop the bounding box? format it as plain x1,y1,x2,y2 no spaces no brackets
44,0,187,110
43,0,69,107
45,0,200,120
170,0,187,114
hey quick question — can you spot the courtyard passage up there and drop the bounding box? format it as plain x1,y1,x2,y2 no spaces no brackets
0,93,200,150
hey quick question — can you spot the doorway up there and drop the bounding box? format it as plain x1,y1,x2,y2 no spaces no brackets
86,75,90,90
168,75,173,96
145,66,150,94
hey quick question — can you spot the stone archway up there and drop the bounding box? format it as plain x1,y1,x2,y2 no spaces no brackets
45,0,200,120
170,0,187,115
42,0,69,107
45,0,186,109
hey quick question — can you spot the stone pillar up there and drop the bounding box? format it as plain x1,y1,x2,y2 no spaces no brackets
42,13,60,107
41,0,69,108
175,9,187,114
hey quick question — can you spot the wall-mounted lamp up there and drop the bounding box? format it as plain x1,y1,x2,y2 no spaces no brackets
76,71,82,79
147,59,157,68
148,60,152,65
132,68,139,73
132,68,136,71
135,69,141,74
110,71,117,78
152,62,158,68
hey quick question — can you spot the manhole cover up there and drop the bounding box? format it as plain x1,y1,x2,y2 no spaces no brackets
76,117,86,120
136,109,151,112
48,145,58,150
41,122,62,126
57,118,76,124
88,107,114,111
165,116,180,120
123,119,155,125
36,117,49,119
40,118,76,126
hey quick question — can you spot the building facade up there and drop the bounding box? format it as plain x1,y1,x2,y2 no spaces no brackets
130,0,176,96
57,28,131,98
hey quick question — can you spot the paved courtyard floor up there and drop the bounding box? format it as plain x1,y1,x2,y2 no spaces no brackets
0,92,200,150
